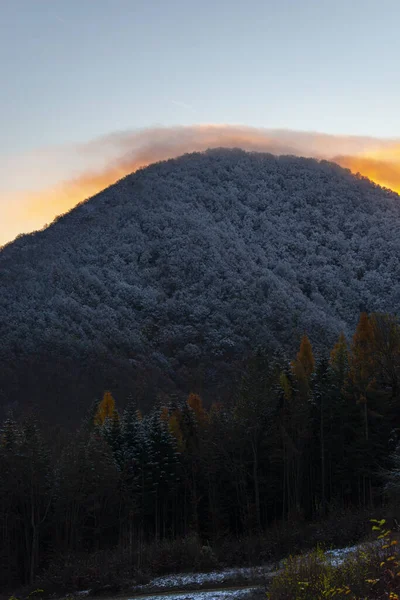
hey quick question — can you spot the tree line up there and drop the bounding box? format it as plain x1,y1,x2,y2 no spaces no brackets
1,312,400,589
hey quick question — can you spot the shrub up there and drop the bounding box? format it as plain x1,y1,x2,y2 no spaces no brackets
267,520,400,600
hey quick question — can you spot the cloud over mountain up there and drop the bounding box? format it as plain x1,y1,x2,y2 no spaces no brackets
2,125,400,246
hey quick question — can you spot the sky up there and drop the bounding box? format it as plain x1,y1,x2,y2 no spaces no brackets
1,0,400,245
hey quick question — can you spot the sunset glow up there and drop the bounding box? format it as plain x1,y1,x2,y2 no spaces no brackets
335,146,400,194
2,127,400,247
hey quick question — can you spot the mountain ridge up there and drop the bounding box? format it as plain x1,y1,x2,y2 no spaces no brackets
1,148,400,420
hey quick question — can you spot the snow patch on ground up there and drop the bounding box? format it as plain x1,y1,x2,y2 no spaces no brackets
326,544,361,566
141,565,271,591
327,540,384,566
129,589,258,599
76,543,377,599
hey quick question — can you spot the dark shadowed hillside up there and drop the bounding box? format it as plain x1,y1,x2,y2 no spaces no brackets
1,148,400,421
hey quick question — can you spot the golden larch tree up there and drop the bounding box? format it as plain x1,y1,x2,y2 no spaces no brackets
291,334,315,383
160,405,169,423
94,391,117,426
187,392,207,424
279,371,292,401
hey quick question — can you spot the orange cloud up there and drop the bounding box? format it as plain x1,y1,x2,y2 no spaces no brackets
2,126,400,247
335,146,400,194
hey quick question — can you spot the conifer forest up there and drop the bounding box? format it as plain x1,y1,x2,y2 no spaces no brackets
2,312,400,590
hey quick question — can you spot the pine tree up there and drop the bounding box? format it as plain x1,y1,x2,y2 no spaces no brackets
235,350,278,530
0,414,19,450
350,313,374,393
80,430,120,549
324,334,357,506
349,313,374,441
103,408,122,467
168,409,185,452
369,313,400,399
82,397,101,433
385,441,400,499
19,418,52,583
348,313,381,505
147,410,181,538
283,335,315,518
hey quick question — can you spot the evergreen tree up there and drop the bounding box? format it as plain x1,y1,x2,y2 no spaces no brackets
0,414,19,450
103,408,123,467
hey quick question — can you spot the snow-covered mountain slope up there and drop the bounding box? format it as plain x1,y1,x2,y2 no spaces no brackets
1,149,400,418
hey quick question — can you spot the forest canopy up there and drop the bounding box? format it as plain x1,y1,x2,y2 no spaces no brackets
1,149,400,418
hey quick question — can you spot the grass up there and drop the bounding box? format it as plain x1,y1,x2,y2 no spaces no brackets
267,520,400,599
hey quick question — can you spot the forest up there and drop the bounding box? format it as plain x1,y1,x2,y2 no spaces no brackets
2,311,400,592
2,150,400,421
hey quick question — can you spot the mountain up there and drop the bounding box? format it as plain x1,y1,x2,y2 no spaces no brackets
1,148,400,421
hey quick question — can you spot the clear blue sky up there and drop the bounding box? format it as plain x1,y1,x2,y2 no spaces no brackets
1,0,400,157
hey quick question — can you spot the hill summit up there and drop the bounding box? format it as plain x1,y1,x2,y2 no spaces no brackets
1,149,400,420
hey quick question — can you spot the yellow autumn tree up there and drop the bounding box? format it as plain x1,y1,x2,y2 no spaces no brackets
160,405,169,423
187,392,207,424
279,371,292,401
291,334,315,384
94,391,117,426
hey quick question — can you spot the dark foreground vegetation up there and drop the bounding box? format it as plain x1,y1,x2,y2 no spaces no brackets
268,520,400,599
1,311,400,595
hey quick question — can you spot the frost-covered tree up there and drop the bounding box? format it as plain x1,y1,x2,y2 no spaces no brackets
2,149,400,418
